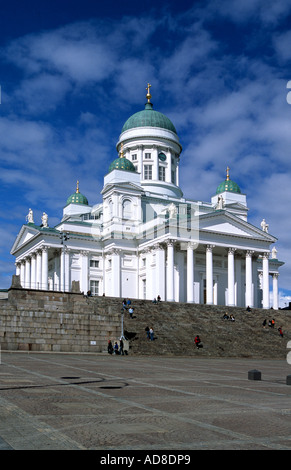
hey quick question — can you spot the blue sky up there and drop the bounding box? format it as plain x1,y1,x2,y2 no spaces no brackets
1,0,291,306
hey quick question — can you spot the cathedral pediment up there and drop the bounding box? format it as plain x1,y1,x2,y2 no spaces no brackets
199,212,277,242
11,224,40,254
11,224,58,255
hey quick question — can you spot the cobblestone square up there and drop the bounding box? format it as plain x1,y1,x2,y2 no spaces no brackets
0,352,290,450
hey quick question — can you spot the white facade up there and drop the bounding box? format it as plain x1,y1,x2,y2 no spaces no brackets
11,89,284,309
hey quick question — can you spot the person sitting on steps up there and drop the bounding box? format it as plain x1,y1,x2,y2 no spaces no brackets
194,335,203,349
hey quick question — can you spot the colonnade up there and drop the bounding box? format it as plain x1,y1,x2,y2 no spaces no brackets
150,241,279,309
17,246,50,291
15,241,280,309
16,246,70,292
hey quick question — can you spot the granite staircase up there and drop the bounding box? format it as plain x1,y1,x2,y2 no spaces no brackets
117,298,291,359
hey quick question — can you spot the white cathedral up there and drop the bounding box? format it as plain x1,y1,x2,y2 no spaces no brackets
11,85,284,309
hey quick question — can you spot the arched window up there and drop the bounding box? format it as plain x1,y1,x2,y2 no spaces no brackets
122,199,132,219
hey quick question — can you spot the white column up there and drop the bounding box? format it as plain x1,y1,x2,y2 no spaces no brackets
262,253,270,309
60,249,65,291
245,250,254,307
64,248,70,291
80,251,89,294
272,273,279,310
31,253,36,289
153,145,159,180
166,240,175,301
235,256,242,306
213,278,218,305
138,145,143,174
146,248,154,300
166,149,171,183
25,257,31,289
36,250,42,290
41,246,48,290
20,261,25,287
111,249,121,297
227,248,235,306
176,158,180,187
15,262,21,276
155,244,165,300
206,245,214,305
187,242,194,303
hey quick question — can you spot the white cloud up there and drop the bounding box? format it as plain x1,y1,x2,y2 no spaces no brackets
204,0,291,25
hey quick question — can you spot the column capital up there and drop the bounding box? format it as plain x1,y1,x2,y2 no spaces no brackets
206,244,215,252
140,247,152,255
272,272,279,279
262,252,270,259
246,250,255,257
187,241,198,250
111,248,122,255
228,247,236,254
153,242,164,251
80,250,90,256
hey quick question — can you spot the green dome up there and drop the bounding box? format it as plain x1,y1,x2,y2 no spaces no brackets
216,168,241,195
216,179,241,195
121,103,177,135
108,156,136,173
66,182,88,205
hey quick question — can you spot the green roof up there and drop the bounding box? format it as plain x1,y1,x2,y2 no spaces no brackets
216,179,241,195
66,191,88,206
108,157,136,173
66,181,89,206
121,103,177,135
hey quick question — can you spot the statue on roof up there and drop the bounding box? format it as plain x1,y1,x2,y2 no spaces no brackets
216,195,225,210
261,218,269,232
41,212,48,228
26,208,34,224
168,203,177,219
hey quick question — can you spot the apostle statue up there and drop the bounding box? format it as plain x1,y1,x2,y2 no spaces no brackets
216,195,225,210
26,208,34,224
260,218,269,232
41,212,48,227
168,203,177,219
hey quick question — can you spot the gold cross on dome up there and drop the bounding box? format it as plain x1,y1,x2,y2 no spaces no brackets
226,166,230,181
146,83,152,103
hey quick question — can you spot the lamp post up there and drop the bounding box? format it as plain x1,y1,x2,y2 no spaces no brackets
120,308,125,340
60,232,69,291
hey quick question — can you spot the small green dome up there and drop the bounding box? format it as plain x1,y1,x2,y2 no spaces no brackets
108,156,136,173
216,179,241,195
121,102,177,135
216,167,241,194
66,181,88,205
